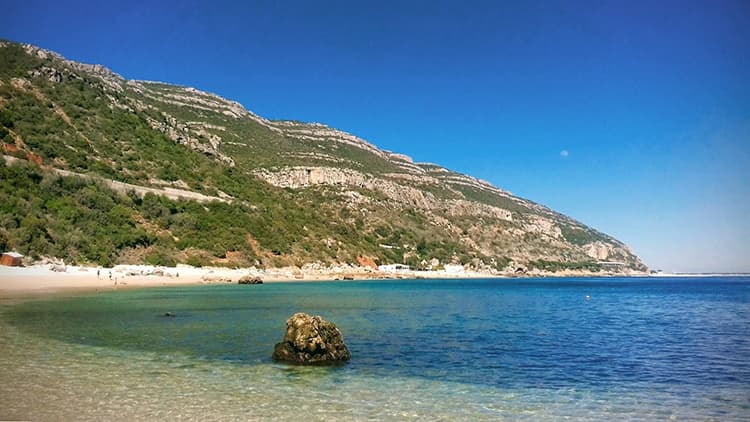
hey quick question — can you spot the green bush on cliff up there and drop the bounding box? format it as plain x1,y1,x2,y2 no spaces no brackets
529,259,602,272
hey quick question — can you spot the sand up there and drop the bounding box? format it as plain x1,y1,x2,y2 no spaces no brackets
0,263,503,298
1,262,655,298
0,264,280,298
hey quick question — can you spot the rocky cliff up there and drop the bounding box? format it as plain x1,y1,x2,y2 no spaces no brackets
0,39,646,273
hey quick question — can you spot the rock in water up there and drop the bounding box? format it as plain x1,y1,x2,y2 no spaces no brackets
272,313,351,364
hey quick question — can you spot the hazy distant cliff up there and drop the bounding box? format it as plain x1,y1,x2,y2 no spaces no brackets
0,40,646,274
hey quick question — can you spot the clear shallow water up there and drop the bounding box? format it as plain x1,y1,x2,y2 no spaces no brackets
1,277,749,420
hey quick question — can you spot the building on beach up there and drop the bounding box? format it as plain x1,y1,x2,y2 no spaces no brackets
0,252,23,266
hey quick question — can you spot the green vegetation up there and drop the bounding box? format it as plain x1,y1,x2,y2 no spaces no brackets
528,259,602,272
0,159,483,268
0,42,43,79
559,225,605,246
451,184,533,215
0,161,152,266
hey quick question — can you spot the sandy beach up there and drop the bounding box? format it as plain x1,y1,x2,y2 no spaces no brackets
0,264,215,297
0,263,506,298
0,261,653,298
0,264,319,297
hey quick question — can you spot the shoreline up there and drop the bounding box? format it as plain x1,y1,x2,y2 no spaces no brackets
0,262,657,299
0,263,506,299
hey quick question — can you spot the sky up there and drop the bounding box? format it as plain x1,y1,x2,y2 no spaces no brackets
3,0,749,272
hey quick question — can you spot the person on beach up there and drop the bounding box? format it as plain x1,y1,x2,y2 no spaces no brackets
97,269,100,279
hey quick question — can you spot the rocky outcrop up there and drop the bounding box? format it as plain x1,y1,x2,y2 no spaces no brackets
238,275,263,284
270,120,387,160
523,215,562,239
272,313,351,364
443,199,513,221
253,166,513,221
253,166,435,208
28,66,62,83
584,241,610,260
583,241,636,264
141,112,236,167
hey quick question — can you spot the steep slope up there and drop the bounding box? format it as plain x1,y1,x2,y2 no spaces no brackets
0,40,646,273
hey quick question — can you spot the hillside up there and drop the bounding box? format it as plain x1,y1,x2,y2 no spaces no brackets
0,40,646,274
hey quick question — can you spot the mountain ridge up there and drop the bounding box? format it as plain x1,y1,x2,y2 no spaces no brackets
0,39,646,274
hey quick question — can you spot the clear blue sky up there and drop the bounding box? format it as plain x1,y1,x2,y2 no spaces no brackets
3,0,749,272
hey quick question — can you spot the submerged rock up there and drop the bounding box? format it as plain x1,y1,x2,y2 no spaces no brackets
272,313,350,364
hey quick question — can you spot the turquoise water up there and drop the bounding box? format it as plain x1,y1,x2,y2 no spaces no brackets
1,277,749,420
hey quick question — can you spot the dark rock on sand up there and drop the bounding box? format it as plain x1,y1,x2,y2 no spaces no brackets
272,312,350,364
238,275,263,284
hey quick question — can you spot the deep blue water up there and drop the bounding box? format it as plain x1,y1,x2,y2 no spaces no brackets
6,277,750,396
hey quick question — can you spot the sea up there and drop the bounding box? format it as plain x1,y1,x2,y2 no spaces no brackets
1,277,748,421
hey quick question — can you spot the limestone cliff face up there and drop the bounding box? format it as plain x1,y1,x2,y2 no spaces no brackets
586,242,612,260
269,120,388,160
253,166,513,222
0,40,647,273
